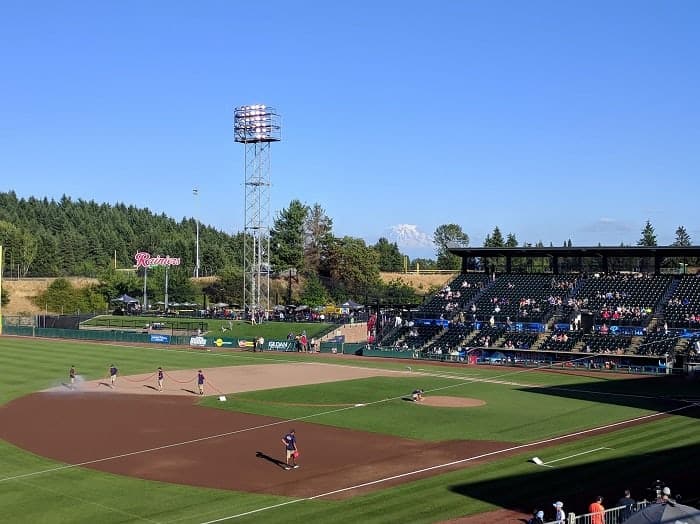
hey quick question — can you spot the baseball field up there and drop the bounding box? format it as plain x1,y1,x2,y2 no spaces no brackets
1,336,698,523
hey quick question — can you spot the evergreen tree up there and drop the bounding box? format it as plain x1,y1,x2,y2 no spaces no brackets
411,258,437,271
672,225,692,247
270,199,308,273
202,267,244,306
434,224,468,270
299,273,330,307
326,236,381,300
484,226,505,247
373,237,404,272
303,203,333,274
638,220,657,246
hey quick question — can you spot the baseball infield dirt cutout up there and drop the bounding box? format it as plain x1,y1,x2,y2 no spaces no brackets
0,362,513,499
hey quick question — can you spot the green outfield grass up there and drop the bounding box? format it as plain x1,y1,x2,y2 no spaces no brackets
1,336,698,523
82,315,334,339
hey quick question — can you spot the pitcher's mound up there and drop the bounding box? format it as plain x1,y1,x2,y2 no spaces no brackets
420,396,486,408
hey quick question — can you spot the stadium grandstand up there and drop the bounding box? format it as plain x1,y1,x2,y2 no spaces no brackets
375,245,700,375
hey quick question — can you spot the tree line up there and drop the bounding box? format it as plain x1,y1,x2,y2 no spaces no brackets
0,191,695,311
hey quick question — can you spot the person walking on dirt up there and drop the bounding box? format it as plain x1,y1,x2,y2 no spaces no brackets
197,370,205,395
281,429,299,470
69,365,76,389
157,367,164,392
109,364,118,388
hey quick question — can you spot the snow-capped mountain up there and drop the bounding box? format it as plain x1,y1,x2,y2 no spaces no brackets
387,224,433,248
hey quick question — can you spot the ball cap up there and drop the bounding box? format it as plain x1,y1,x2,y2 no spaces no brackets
553,501,564,508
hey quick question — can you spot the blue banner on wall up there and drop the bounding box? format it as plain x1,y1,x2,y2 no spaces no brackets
415,318,449,328
150,334,170,344
602,325,646,336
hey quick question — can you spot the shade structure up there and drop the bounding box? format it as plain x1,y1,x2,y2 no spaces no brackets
111,294,139,304
623,502,700,523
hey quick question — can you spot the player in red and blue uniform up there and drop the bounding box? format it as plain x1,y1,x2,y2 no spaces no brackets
157,367,164,392
197,370,205,395
281,429,299,470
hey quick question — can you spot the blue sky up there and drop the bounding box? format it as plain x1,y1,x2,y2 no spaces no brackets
1,1,698,258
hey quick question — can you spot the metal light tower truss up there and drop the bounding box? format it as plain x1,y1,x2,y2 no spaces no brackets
234,104,281,315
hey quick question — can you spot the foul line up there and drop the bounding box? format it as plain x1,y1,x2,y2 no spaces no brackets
536,446,612,466
198,403,696,523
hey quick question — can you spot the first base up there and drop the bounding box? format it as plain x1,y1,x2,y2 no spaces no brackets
218,395,227,402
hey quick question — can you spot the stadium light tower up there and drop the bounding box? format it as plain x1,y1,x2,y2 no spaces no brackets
234,104,281,317
193,188,200,278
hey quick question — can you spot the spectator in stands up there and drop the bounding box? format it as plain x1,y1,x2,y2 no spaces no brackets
588,496,604,524
552,501,565,523
657,486,673,504
615,489,635,522
528,510,544,524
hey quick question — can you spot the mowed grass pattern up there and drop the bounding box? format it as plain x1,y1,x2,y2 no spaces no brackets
1,336,699,523
204,376,662,442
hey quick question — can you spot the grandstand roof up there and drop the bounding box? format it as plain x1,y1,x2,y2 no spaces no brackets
447,245,700,258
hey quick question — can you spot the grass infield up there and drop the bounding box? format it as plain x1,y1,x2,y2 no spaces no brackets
0,336,698,523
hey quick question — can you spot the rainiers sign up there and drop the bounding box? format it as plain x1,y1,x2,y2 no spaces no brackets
134,252,181,268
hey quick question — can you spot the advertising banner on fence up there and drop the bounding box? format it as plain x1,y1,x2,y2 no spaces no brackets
189,336,207,348
264,340,297,352
150,334,170,344
214,338,234,347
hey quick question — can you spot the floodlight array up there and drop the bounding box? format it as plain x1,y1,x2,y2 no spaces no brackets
234,104,281,143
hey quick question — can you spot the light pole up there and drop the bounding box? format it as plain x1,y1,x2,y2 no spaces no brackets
164,262,170,312
193,188,200,278
234,104,281,315
143,266,148,313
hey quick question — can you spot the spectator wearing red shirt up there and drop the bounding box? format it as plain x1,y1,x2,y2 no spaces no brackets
588,496,604,524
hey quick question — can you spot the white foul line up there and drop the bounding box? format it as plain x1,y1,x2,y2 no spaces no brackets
538,446,612,466
198,403,697,523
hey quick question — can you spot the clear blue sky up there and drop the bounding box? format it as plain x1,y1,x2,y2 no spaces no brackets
1,0,698,258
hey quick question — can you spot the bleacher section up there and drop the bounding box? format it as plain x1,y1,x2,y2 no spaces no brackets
563,273,671,327
419,273,491,319
636,331,678,356
377,272,700,362
662,275,700,328
540,329,583,351
580,333,633,354
470,274,577,324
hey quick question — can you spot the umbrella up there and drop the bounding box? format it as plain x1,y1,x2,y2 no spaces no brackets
623,502,700,523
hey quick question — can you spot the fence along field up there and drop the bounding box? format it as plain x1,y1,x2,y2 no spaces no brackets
0,336,698,523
